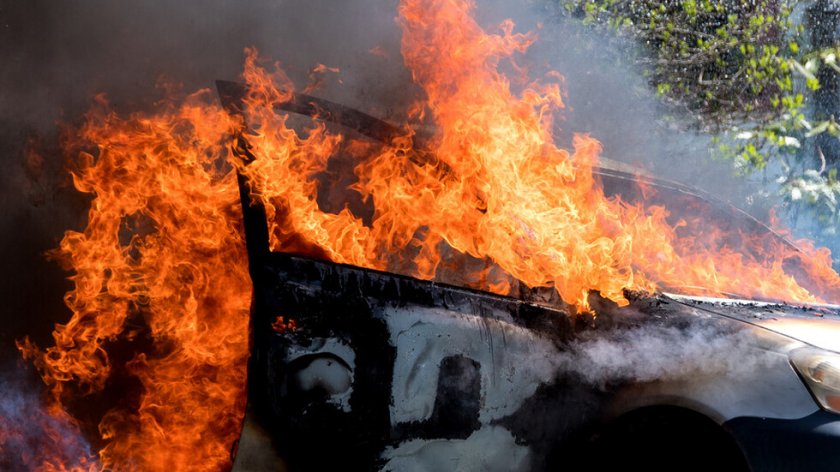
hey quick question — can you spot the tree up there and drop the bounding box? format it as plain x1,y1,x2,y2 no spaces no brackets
559,0,840,253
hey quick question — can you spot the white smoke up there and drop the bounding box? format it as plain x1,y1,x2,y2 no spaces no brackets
556,323,776,388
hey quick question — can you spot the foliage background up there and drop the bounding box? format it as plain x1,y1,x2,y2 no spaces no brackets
557,0,840,264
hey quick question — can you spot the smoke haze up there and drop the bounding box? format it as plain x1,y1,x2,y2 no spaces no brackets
0,0,817,468
0,0,790,379
0,0,784,370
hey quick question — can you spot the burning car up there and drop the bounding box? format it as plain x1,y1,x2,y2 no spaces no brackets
218,82,840,472
17,1,840,469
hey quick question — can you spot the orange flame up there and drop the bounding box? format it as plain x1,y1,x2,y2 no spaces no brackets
12,0,840,469
240,0,840,309
18,90,249,470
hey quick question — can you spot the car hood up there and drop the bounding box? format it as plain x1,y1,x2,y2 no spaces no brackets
663,293,840,353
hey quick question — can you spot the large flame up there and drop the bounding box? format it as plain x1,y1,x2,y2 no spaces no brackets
241,0,840,308
9,0,840,470
16,92,250,470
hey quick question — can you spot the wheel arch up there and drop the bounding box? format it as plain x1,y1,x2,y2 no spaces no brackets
557,404,751,471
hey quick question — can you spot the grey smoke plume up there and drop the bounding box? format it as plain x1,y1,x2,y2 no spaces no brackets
0,0,797,411
0,0,792,372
